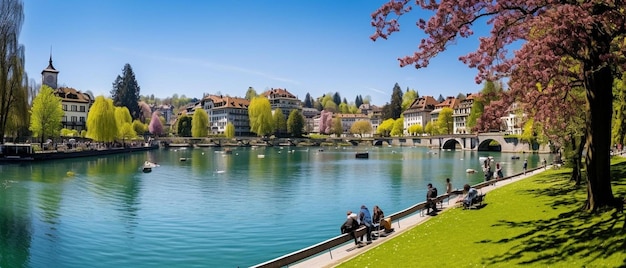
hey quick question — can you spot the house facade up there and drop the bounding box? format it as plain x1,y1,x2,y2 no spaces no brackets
452,93,477,134
202,95,251,136
41,56,93,132
403,96,438,134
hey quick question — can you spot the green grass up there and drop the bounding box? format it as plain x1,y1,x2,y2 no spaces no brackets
338,158,626,267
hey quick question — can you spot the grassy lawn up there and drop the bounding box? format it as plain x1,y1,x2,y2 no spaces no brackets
338,158,626,267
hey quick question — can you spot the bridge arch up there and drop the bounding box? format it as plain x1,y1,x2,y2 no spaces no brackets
441,138,463,150
477,138,502,151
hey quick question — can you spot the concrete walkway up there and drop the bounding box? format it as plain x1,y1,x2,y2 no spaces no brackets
290,166,550,268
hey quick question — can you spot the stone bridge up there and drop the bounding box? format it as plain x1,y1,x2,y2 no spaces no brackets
390,133,550,153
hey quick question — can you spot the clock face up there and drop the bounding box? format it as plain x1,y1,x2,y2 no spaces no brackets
45,74,54,83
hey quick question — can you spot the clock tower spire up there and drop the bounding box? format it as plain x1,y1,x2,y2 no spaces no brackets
41,51,59,89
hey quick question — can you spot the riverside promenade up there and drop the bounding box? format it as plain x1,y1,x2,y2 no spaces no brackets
290,166,550,268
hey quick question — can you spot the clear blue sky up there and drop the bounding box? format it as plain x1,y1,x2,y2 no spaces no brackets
21,0,486,106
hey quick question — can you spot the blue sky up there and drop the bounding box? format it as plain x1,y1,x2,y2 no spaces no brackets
21,0,486,106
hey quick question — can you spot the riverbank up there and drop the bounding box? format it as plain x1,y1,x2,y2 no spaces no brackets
289,165,555,267
315,159,626,267
0,143,159,163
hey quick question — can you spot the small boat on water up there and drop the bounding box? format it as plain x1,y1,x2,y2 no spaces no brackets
355,152,369,159
466,168,476,173
179,157,188,162
511,156,520,160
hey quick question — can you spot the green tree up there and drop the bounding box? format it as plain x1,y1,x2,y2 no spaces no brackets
521,119,536,144
333,92,342,106
339,103,350,114
436,107,454,134
132,119,147,135
331,117,343,136
377,118,394,137
86,96,117,142
402,88,418,112
350,120,372,137
244,87,258,101
0,0,28,143
467,99,484,131
304,93,314,108
177,115,192,137
29,85,63,145
384,83,403,119
114,106,135,143
111,63,141,119
192,108,209,137
273,108,287,137
407,124,423,136
424,121,437,136
225,122,235,138
391,117,404,136
248,96,274,137
287,109,304,137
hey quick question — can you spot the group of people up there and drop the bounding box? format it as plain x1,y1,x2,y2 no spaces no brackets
340,205,393,247
483,158,505,182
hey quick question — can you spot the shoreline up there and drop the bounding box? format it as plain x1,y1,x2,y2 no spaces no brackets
286,166,549,268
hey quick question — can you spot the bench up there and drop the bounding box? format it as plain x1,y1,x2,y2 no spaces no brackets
463,193,486,209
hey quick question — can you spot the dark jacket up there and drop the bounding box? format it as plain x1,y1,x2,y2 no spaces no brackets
341,216,358,234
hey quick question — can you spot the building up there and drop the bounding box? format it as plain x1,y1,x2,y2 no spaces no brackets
430,96,458,125
452,93,478,134
501,102,524,135
335,113,371,136
302,107,320,134
55,87,93,132
262,88,302,118
41,56,93,132
202,95,251,136
402,96,438,134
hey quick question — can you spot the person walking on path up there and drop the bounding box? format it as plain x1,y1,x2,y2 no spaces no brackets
523,159,528,175
445,178,452,195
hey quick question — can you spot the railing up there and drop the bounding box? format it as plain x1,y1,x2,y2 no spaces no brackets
251,166,545,268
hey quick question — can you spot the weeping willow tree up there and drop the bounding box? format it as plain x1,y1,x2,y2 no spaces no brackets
114,106,136,144
0,0,29,143
191,108,208,137
87,96,117,142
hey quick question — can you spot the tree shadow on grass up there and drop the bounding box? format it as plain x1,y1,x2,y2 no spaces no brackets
479,162,626,267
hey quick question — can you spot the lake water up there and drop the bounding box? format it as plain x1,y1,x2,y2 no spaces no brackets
0,146,549,267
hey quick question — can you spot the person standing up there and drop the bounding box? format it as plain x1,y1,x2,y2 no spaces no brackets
445,178,452,194
496,163,503,179
425,183,438,215
359,205,373,244
523,159,528,174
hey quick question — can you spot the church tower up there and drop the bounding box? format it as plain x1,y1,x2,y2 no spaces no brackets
41,54,59,89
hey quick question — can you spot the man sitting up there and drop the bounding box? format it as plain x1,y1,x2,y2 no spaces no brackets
456,184,478,208
425,183,438,215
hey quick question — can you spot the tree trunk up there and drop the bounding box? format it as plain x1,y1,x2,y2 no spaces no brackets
583,65,615,211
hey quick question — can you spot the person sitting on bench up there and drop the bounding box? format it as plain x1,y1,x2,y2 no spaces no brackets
456,184,478,207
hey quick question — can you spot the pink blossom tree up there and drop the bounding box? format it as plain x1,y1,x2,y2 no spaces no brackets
319,110,333,134
148,111,163,136
371,1,626,211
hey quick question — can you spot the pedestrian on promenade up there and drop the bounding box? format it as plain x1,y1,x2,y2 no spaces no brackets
445,178,452,195
542,158,547,170
496,163,503,180
340,211,360,246
523,159,528,174
425,183,439,215
358,205,373,244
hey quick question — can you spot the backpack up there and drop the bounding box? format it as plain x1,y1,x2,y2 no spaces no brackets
429,187,438,198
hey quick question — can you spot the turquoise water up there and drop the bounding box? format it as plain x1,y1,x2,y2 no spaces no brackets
0,146,550,267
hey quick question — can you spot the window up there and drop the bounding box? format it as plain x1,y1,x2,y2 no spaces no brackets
71,116,77,122
79,117,85,122
63,116,67,122
62,104,67,111
71,105,77,111
79,106,85,112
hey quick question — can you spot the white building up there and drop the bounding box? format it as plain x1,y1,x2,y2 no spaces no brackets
452,93,478,134
403,96,438,134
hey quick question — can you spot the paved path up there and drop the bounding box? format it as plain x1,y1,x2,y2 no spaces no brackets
290,166,550,268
